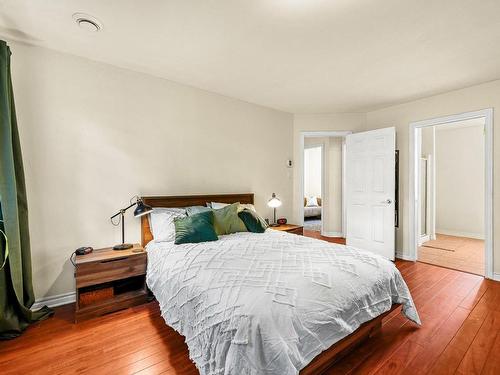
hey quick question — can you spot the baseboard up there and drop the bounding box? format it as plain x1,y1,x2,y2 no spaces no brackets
31,292,76,311
493,273,500,282
321,231,344,237
435,229,484,240
418,235,430,245
396,251,415,261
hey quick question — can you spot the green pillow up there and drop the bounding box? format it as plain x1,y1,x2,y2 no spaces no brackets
186,205,211,216
212,202,247,235
238,209,268,233
174,211,218,244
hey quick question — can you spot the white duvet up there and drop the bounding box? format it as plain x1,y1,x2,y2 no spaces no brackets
146,230,420,375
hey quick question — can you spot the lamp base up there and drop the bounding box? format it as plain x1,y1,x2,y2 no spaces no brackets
113,243,133,251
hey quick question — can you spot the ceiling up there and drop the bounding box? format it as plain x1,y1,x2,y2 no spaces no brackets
1,0,500,113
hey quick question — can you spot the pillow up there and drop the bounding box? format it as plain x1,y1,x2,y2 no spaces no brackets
210,202,229,209
238,209,268,233
306,196,319,207
238,203,256,212
174,211,218,244
186,205,211,216
149,208,186,242
210,202,256,212
212,202,247,235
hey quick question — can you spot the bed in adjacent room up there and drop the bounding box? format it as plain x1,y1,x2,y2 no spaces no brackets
304,196,322,219
141,194,420,375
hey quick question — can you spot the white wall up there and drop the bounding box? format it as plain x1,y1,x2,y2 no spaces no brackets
435,123,484,238
365,79,500,274
304,146,322,198
10,42,293,300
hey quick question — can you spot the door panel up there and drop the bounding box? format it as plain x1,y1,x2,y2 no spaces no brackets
346,127,395,260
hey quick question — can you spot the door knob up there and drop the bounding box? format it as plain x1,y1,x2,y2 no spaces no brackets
381,199,392,204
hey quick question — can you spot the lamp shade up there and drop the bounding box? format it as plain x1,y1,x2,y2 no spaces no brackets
267,193,282,208
133,199,153,217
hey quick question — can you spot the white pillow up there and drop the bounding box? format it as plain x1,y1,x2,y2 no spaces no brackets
210,202,229,209
149,208,186,242
306,196,319,207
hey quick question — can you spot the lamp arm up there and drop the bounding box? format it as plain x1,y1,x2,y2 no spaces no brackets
110,201,137,220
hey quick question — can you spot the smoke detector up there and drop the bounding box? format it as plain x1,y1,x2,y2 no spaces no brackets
73,13,103,32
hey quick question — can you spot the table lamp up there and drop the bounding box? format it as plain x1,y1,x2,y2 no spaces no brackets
111,196,152,250
267,193,282,227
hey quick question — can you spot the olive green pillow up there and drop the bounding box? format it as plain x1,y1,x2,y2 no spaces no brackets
174,211,218,244
238,209,268,233
212,202,247,235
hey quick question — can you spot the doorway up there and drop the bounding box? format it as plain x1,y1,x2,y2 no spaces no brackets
409,109,493,278
303,144,323,233
300,131,350,239
300,127,397,260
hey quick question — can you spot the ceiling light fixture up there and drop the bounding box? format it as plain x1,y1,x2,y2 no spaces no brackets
73,13,103,32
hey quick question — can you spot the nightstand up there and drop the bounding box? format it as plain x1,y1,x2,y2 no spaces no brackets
74,243,148,322
269,224,303,235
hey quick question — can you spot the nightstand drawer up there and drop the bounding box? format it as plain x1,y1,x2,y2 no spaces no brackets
76,253,147,288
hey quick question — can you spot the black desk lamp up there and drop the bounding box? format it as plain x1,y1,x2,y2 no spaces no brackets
111,196,152,250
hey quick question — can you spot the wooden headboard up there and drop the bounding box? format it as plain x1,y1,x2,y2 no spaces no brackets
140,193,254,247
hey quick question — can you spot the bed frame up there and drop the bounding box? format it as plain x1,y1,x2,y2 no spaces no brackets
140,193,398,374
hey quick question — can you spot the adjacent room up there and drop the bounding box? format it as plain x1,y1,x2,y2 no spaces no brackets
1,1,500,375
303,144,323,232
417,118,486,276
302,135,344,240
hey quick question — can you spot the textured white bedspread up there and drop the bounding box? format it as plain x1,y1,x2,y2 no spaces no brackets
146,230,420,375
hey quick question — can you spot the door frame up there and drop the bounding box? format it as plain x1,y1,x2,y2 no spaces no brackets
409,108,494,279
418,154,432,244
299,131,352,237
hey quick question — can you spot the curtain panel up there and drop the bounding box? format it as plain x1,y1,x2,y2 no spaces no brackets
0,40,52,340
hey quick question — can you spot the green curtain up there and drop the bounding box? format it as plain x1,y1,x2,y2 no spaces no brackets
0,40,52,340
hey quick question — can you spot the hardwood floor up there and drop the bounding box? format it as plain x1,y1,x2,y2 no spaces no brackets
1,245,499,374
419,234,484,276
303,229,346,244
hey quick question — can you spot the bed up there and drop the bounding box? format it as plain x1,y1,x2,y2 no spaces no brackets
141,194,420,375
304,197,321,219
304,206,321,218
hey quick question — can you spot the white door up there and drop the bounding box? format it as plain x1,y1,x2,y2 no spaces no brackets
345,127,396,260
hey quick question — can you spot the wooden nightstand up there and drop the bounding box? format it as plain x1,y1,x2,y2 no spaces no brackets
270,224,304,235
74,244,148,322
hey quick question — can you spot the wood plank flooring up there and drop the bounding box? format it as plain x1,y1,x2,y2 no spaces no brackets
1,239,499,374
303,229,346,244
418,234,484,276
